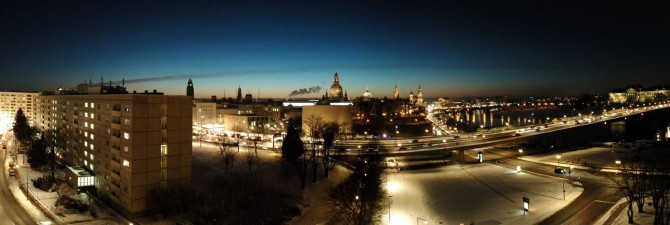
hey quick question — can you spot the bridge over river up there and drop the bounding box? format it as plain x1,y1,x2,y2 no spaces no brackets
336,103,669,158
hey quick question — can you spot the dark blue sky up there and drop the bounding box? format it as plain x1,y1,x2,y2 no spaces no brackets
1,1,668,98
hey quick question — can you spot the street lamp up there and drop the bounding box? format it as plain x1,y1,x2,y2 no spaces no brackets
388,195,393,222
556,154,561,167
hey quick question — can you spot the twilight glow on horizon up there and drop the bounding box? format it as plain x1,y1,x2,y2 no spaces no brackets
1,1,669,99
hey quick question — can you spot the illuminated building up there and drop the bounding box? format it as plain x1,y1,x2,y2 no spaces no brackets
609,85,669,104
0,91,38,129
34,87,192,216
393,83,400,100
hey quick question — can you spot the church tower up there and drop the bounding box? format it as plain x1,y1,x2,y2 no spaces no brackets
186,78,194,97
409,91,415,104
417,84,424,106
236,86,243,102
393,83,400,100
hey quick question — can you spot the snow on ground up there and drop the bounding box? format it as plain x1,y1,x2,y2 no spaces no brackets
596,196,655,225
521,147,659,170
11,154,123,225
385,163,583,225
191,141,352,225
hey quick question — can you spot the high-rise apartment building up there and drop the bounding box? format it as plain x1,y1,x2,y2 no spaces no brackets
34,92,192,215
0,91,39,129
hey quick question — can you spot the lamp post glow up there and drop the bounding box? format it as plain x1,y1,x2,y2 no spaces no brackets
517,165,521,173
478,151,483,163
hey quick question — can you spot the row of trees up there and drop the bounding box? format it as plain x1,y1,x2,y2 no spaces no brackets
610,150,670,225
13,108,66,177
281,116,341,189
280,115,388,224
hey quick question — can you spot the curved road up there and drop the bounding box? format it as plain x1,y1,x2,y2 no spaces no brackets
1,142,37,225
497,157,621,225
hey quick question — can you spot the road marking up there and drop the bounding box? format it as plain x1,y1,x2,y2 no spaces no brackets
594,200,616,204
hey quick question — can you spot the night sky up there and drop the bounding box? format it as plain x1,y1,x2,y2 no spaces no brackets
1,1,669,99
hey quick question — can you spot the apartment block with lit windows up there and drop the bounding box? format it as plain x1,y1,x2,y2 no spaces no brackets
34,93,192,215
0,91,38,129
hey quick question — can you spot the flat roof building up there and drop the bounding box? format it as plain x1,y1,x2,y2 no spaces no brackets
0,91,39,129
34,92,192,216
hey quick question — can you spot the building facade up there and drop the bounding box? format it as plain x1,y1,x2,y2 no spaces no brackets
302,105,353,133
609,86,670,104
0,91,39,129
34,93,192,215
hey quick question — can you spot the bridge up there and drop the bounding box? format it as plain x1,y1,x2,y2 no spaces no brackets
336,103,670,157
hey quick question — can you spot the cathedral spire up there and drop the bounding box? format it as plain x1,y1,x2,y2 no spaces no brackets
393,83,400,100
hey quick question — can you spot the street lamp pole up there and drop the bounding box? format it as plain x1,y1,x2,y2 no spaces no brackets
562,176,566,200
388,195,393,222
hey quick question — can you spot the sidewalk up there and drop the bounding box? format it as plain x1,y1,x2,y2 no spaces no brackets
11,154,125,225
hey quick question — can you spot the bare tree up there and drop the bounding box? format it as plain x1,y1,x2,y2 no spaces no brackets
249,124,267,156
610,161,641,224
328,151,387,225
304,115,325,183
218,138,237,173
243,149,257,172
609,150,670,225
43,128,67,179
231,124,243,153
321,122,340,178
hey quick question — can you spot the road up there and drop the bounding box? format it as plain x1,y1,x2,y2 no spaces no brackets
497,156,621,225
0,141,36,225
336,104,669,156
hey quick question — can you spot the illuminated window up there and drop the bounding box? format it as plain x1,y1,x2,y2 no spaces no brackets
123,132,130,140
85,102,89,108
161,144,168,155
84,151,88,156
122,160,130,167
85,122,88,128
90,164,94,170
84,160,88,166
90,134,94,140
90,154,94,160
90,113,94,119
124,119,130,126
123,146,129,152
78,176,94,187
90,103,95,108
84,131,88,137
84,141,88,147
90,144,94,150
124,106,131,112
85,112,88,117
90,123,94,129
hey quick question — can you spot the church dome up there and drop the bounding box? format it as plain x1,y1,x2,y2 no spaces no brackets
330,84,342,97
362,87,372,99
329,72,344,100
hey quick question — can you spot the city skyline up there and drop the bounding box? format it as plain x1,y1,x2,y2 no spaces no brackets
1,1,669,98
